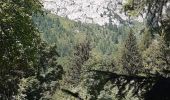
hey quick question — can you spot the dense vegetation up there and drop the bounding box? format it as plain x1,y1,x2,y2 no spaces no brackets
0,1,63,99
0,0,170,100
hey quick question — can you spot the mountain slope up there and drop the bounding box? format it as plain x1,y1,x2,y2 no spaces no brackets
33,12,123,57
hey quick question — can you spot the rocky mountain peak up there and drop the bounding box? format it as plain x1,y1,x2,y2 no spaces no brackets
42,0,129,25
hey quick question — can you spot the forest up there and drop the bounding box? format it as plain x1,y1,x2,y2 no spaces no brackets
0,0,170,100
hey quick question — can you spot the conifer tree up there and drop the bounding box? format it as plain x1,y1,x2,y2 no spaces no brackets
143,36,169,75
66,39,91,87
120,31,143,75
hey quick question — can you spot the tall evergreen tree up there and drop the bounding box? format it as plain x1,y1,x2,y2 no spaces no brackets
143,36,169,75
65,39,91,87
120,31,143,75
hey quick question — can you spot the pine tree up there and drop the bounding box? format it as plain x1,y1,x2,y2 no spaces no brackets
66,39,91,87
143,36,169,75
120,31,143,75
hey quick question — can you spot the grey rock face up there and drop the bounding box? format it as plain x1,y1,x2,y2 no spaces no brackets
42,0,129,25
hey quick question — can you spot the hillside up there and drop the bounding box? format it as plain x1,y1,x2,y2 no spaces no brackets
33,12,143,57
